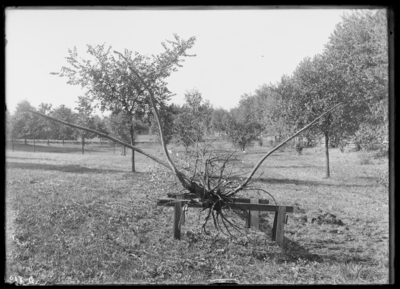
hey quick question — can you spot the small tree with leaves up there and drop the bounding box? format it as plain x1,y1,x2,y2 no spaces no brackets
224,95,264,152
92,114,110,141
51,105,76,144
173,89,213,151
211,107,230,136
225,109,263,152
36,103,54,145
75,96,96,154
52,34,196,171
11,100,44,150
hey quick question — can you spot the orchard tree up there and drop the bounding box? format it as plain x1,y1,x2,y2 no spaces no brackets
173,89,212,151
149,103,179,145
184,89,213,135
251,84,290,141
274,53,362,178
52,34,196,171
6,109,16,151
267,75,306,143
225,99,263,152
107,112,132,156
108,111,146,159
36,103,53,144
51,104,76,144
325,9,388,149
11,100,37,145
211,107,230,136
75,96,96,154
92,114,110,140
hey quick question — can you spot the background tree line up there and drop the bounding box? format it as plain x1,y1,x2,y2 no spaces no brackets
209,10,388,177
6,10,388,178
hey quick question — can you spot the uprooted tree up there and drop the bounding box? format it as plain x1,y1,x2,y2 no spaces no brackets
29,35,342,237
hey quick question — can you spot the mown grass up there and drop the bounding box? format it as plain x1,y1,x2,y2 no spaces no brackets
5,141,389,284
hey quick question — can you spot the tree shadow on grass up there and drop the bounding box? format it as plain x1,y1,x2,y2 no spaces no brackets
255,216,323,263
6,162,125,174
229,176,372,188
279,236,374,264
258,216,375,264
257,177,372,188
6,156,55,161
248,150,283,155
266,165,325,169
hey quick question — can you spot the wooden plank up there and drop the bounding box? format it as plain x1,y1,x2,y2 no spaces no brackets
168,194,269,204
248,199,260,230
158,199,192,207
157,199,294,213
173,199,183,240
274,206,287,247
233,198,269,205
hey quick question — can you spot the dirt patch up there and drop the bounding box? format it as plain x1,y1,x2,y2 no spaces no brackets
311,213,345,226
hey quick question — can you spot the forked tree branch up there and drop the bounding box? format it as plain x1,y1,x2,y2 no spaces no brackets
113,50,191,189
27,109,171,169
228,102,343,196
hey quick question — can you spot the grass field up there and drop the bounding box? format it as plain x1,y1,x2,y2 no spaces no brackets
5,140,389,284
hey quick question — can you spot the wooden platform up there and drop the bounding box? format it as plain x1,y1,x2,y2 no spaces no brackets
157,195,295,247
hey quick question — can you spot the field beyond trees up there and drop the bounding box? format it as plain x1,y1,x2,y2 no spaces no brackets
5,140,389,284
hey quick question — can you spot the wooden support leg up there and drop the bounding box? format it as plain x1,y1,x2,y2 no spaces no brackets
178,195,185,226
247,199,260,230
173,198,183,240
272,211,278,240
271,206,287,247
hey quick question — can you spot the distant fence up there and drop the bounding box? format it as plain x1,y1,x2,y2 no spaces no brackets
6,138,160,146
7,139,110,145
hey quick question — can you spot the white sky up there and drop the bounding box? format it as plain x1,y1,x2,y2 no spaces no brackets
6,7,352,115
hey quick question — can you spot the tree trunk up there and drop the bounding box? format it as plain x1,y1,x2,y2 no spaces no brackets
33,137,36,153
130,124,135,172
82,135,85,155
62,137,65,145
47,138,50,146
24,138,27,145
324,132,330,178
113,142,115,154
12,138,14,152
